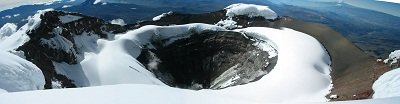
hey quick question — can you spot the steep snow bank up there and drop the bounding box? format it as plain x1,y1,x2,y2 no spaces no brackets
0,51,45,92
225,3,278,19
373,68,400,98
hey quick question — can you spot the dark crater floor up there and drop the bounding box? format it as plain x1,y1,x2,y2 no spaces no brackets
137,31,277,90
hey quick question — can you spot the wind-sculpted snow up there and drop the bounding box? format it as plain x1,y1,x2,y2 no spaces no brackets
373,68,400,98
0,23,17,41
225,3,278,20
0,51,45,92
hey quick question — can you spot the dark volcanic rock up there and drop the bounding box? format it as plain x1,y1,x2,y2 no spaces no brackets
137,31,276,90
17,11,128,88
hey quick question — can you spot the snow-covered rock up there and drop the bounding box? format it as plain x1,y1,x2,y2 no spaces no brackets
152,11,173,21
330,95,338,99
215,18,241,29
110,19,126,26
40,27,76,54
0,23,17,41
0,51,45,92
0,9,52,51
373,68,400,98
225,3,278,19
384,50,400,65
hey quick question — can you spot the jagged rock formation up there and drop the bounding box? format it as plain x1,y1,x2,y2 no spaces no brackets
137,31,276,89
17,11,127,88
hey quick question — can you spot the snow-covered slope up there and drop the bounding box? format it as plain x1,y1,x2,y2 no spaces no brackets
0,51,45,92
1,84,400,104
373,68,400,98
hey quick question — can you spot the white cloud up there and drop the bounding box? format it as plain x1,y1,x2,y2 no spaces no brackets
0,0,54,12
377,0,400,3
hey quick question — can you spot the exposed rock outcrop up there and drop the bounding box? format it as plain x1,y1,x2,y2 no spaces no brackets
137,31,276,90
17,11,127,88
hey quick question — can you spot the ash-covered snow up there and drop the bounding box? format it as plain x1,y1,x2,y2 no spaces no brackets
373,68,400,98
152,11,173,21
0,51,45,92
58,15,82,24
384,50,400,65
110,19,126,26
225,3,277,19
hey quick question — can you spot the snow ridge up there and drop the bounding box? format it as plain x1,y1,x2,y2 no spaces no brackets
0,51,45,92
225,3,278,19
